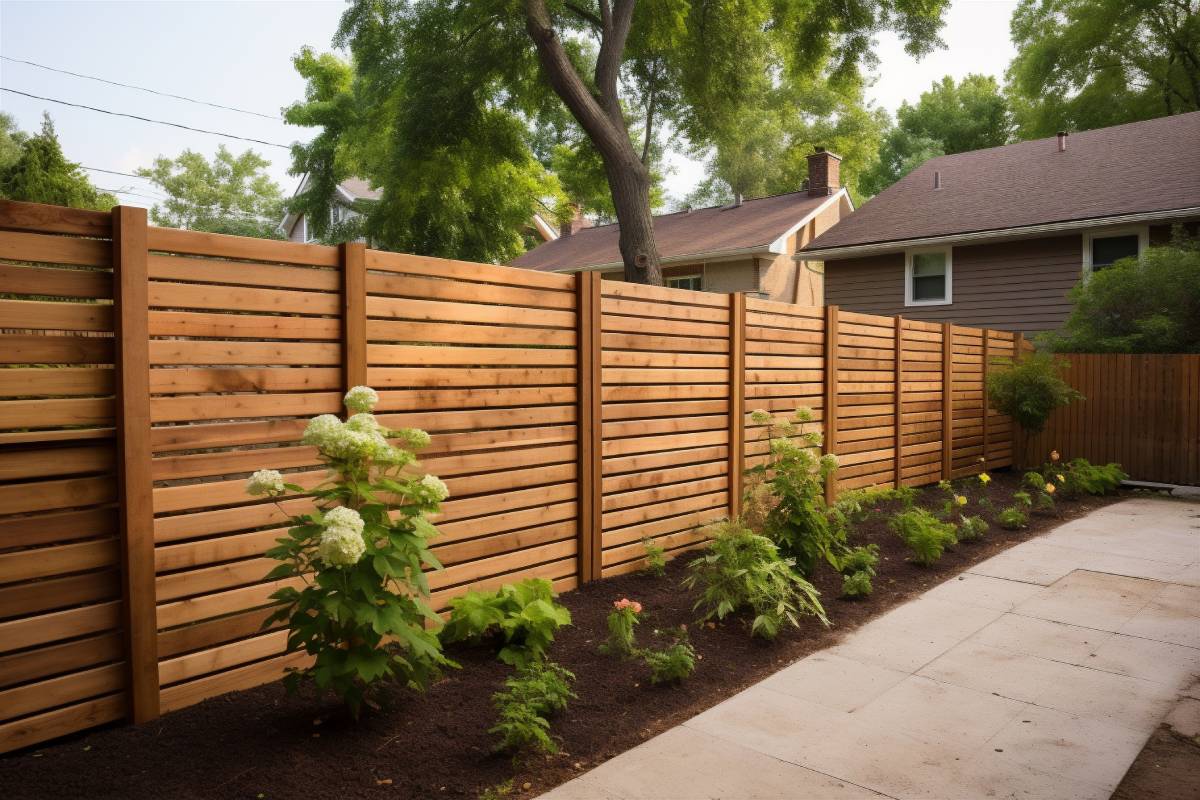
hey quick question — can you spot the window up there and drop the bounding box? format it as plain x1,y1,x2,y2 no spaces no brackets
1084,226,1147,275
301,216,316,244
905,247,951,306
667,274,702,291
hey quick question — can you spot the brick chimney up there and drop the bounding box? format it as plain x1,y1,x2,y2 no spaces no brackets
806,148,842,197
560,203,592,237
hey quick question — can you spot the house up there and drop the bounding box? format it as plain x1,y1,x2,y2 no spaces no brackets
278,176,381,243
801,112,1200,333
510,150,853,304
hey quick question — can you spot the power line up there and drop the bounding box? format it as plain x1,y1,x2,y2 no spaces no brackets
82,165,145,180
97,186,164,202
0,87,292,150
1,55,283,121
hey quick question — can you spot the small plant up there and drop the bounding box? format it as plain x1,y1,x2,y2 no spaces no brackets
833,486,915,526
1061,457,1127,496
839,543,879,598
641,537,667,577
599,598,642,657
442,578,572,668
986,352,1082,465
997,505,1028,530
1022,471,1057,514
935,479,971,520
683,520,828,640
841,569,874,598
489,660,576,755
889,508,957,567
641,628,697,685
957,514,989,541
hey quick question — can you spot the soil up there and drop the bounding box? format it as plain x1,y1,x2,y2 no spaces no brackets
0,471,1127,800
1111,725,1200,800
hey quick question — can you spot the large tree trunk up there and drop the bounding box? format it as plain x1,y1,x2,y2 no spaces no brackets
523,0,663,285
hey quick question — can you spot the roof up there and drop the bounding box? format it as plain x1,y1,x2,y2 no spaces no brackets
804,111,1200,256
337,177,381,202
511,189,844,272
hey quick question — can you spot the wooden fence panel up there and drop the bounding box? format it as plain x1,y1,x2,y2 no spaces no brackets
833,309,899,491
0,203,126,753
1026,353,1200,485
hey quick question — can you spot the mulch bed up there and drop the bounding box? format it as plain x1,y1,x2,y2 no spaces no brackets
1112,724,1200,800
0,471,1127,800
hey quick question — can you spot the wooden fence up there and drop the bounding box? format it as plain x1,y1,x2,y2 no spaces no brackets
0,199,1014,752
1024,353,1200,486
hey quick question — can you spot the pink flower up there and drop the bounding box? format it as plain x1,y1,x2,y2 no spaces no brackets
614,598,642,614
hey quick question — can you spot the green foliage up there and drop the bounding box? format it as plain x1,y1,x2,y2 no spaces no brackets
641,629,697,685
841,570,874,598
860,74,1011,196
1041,240,1200,354
997,506,1028,530
489,661,576,755
890,509,957,567
746,407,845,576
0,114,117,210
135,145,285,238
599,600,642,658
260,391,451,716
834,486,915,526
1061,458,1127,495
478,781,515,800
642,537,667,577
1022,471,1058,513
683,521,828,640
442,579,571,669
986,352,1083,436
1006,0,1199,138
935,479,971,520
957,515,989,542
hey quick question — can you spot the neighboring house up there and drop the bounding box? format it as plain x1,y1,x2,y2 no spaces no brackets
510,150,853,304
802,112,1200,333
278,175,381,243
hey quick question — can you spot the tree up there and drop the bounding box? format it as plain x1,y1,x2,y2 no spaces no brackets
0,114,117,211
1041,234,1200,354
986,351,1082,465
323,0,948,283
0,113,24,173
1006,0,1200,138
860,74,1011,197
136,146,285,239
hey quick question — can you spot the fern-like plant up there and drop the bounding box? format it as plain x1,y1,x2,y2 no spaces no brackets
889,508,958,566
489,661,576,755
642,629,697,685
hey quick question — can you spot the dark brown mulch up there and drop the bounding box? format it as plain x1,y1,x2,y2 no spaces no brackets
1112,724,1200,800
0,471,1125,800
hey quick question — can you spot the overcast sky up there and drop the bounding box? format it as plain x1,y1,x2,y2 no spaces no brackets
0,0,1019,208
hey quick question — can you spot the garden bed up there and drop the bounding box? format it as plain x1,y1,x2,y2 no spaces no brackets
0,471,1124,800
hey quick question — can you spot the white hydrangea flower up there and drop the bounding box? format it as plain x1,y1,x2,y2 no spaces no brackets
396,427,431,450
820,453,840,470
420,474,450,501
770,437,801,457
323,505,365,536
317,526,366,567
344,385,379,414
749,409,773,425
303,414,343,448
794,407,814,423
344,412,382,434
246,469,285,497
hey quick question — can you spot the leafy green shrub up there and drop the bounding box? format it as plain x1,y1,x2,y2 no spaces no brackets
746,407,845,576
889,508,957,566
683,521,828,640
258,387,452,715
841,544,879,575
935,479,971,520
642,537,667,576
841,570,874,598
642,629,697,685
957,515,989,541
986,352,1082,464
489,661,576,755
997,506,1027,530
833,486,915,526
442,578,572,668
599,598,642,657
1022,471,1058,513
1061,458,1127,495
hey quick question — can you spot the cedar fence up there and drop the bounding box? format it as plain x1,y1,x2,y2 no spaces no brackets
0,199,1016,752
1023,353,1200,486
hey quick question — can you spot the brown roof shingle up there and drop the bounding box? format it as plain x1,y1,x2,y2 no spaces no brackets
511,190,835,271
805,111,1200,254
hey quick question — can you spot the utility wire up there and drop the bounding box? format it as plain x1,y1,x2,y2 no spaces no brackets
0,87,291,149
82,165,146,180
1,55,283,120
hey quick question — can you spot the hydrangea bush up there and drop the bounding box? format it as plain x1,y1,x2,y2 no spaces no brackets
253,386,452,715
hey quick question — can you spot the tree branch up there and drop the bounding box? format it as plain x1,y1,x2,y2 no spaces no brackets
594,0,635,127
563,1,602,29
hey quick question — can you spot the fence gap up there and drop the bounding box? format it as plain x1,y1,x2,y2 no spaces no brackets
823,304,839,502
340,242,367,392
112,205,160,723
727,292,746,520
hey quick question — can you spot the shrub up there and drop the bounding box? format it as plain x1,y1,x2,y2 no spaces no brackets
1022,471,1057,513
997,506,1027,529
935,479,970,520
957,514,989,541
890,508,957,566
642,537,667,577
986,352,1082,464
841,544,879,575
258,388,452,716
682,521,828,640
1062,458,1127,495
833,486,915,526
746,407,845,576
599,598,642,658
641,629,697,685
841,570,874,598
442,579,572,668
489,661,576,755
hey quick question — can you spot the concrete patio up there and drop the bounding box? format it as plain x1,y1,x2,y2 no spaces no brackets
541,496,1200,800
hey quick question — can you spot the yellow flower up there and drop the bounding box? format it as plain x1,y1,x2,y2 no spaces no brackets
1050,450,1061,462
955,495,968,506
1056,474,1065,483
979,473,991,485
1044,483,1056,494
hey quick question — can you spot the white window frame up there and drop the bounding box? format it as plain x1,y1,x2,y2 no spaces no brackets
904,246,952,306
666,273,703,292
1082,224,1148,279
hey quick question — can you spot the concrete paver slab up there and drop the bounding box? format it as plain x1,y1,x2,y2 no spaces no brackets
920,573,1046,611
970,613,1113,665
1012,570,1162,631
756,651,909,713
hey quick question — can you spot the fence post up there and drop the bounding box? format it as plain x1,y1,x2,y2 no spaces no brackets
941,322,954,481
340,242,367,391
112,205,160,723
894,316,903,488
576,271,602,582
1012,332,1026,465
823,304,839,503
981,328,991,468
727,293,746,520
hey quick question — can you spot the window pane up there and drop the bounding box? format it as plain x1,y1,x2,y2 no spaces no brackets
913,275,945,301
1092,235,1139,269
912,252,946,276
667,276,701,291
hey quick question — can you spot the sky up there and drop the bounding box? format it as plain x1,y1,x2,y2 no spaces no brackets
0,0,1020,210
